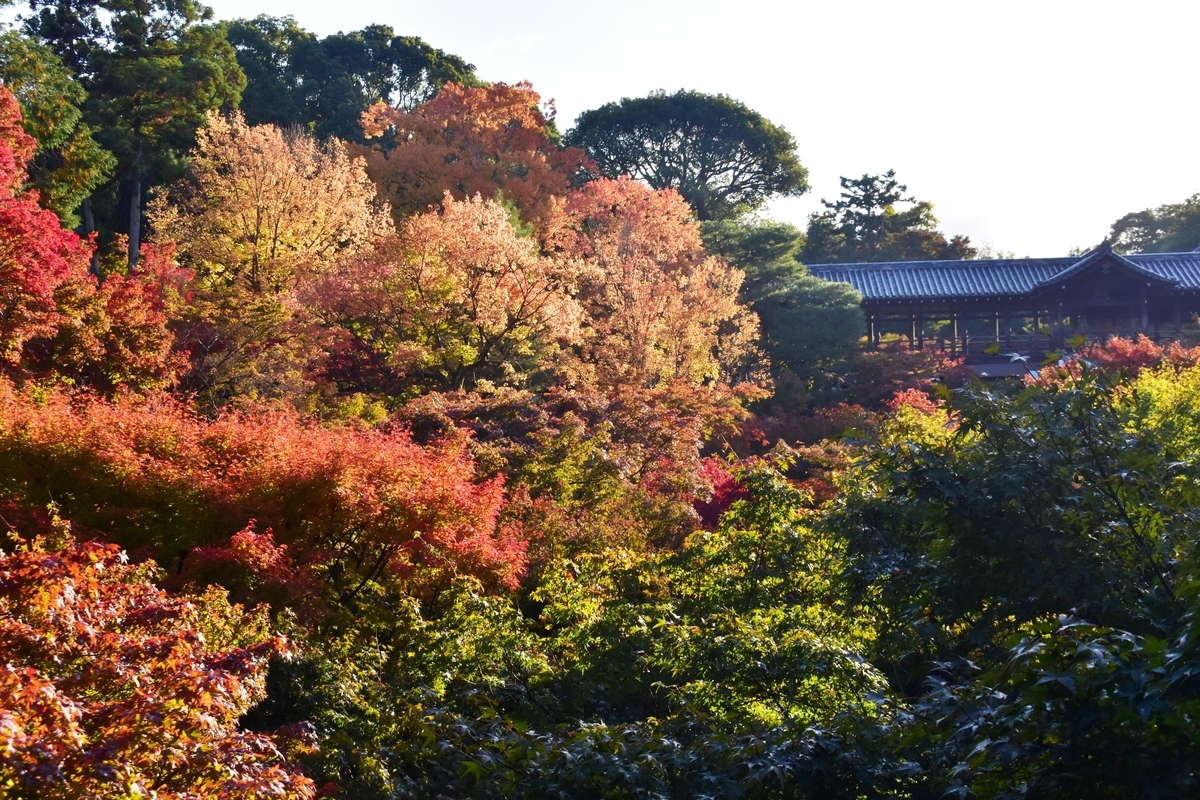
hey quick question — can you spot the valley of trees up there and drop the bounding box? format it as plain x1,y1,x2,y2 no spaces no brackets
2,2,1200,797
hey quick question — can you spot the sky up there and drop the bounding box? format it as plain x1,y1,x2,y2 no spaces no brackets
42,0,1200,256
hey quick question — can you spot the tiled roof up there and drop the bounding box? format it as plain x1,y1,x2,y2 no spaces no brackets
807,249,1200,300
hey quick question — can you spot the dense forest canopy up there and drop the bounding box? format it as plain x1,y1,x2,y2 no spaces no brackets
1,2,1200,797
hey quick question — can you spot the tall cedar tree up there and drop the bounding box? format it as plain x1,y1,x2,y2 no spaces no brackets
23,0,244,268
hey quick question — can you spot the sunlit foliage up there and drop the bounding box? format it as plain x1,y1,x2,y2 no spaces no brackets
546,176,766,388
0,519,315,798
0,380,524,614
313,192,581,393
356,81,592,227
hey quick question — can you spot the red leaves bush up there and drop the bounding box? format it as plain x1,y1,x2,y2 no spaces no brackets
0,86,92,367
1079,334,1200,377
0,525,315,798
0,381,524,615
693,456,748,529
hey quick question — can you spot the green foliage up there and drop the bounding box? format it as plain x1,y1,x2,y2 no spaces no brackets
227,16,480,141
0,30,115,226
23,0,246,263
243,576,554,798
81,15,245,183
701,216,807,292
538,455,883,728
899,613,1200,798
839,368,1188,663
1110,191,1200,254
827,364,1200,796
566,90,809,220
237,454,884,798
223,15,315,130
753,273,865,383
701,217,865,390
800,170,976,264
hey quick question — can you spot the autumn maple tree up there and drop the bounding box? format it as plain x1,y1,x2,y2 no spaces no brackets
0,378,525,613
0,517,315,798
314,192,582,393
354,81,592,226
0,84,178,392
545,176,765,388
151,111,391,403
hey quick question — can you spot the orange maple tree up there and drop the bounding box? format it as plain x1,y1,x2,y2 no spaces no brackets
1079,333,1200,377
0,521,316,798
354,81,593,226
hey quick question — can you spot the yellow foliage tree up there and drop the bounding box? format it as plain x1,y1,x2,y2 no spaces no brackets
153,110,391,293
545,177,765,389
150,112,392,405
310,192,582,392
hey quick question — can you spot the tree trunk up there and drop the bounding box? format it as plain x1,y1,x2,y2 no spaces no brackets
83,197,101,279
128,168,141,271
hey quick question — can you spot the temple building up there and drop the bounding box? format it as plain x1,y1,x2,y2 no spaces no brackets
808,242,1200,373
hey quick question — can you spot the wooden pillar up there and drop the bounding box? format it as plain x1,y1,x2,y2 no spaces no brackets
908,314,917,348
1140,287,1149,332
916,312,924,350
950,312,959,358
869,314,878,349
992,312,1000,342
1004,314,1012,349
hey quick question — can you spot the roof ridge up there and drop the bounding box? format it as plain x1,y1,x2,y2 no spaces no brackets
807,257,1074,271
1032,245,1179,289
806,251,1200,271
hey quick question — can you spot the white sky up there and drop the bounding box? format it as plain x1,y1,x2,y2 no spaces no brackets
19,0,1200,257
